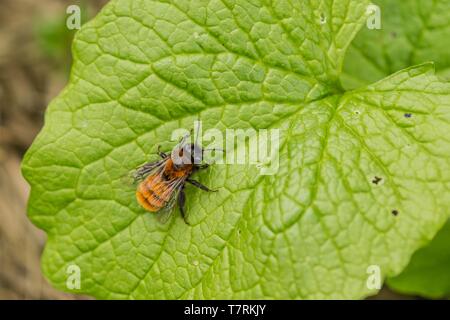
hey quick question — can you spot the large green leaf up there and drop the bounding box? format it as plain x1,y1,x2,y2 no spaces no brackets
341,0,450,89
387,220,450,298
22,0,450,299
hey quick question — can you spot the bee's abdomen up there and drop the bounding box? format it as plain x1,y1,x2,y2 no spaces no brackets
136,176,172,212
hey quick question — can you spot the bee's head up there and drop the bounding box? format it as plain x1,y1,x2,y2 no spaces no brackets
171,143,203,167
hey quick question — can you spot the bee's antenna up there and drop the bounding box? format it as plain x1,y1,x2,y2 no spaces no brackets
204,148,224,152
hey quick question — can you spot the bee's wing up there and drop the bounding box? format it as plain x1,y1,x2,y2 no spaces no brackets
122,159,167,186
156,179,186,224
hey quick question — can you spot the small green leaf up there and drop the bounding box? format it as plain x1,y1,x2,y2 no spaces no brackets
22,0,450,299
342,0,450,89
342,0,450,298
387,220,450,298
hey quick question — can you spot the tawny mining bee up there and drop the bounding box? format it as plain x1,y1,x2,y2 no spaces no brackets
133,132,218,224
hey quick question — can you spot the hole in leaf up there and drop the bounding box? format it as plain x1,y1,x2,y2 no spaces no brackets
372,176,382,185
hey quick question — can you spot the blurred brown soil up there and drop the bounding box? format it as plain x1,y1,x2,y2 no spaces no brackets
0,0,107,300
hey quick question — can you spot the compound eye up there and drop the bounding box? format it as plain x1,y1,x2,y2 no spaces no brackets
171,147,185,166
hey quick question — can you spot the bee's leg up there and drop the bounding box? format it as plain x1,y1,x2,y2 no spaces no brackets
178,188,189,225
157,145,168,158
187,179,217,192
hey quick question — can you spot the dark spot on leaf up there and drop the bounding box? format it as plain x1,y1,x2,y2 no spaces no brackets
391,210,399,216
404,113,412,118
391,32,397,38
372,176,382,185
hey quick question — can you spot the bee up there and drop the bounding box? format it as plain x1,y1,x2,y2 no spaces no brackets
133,133,218,224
